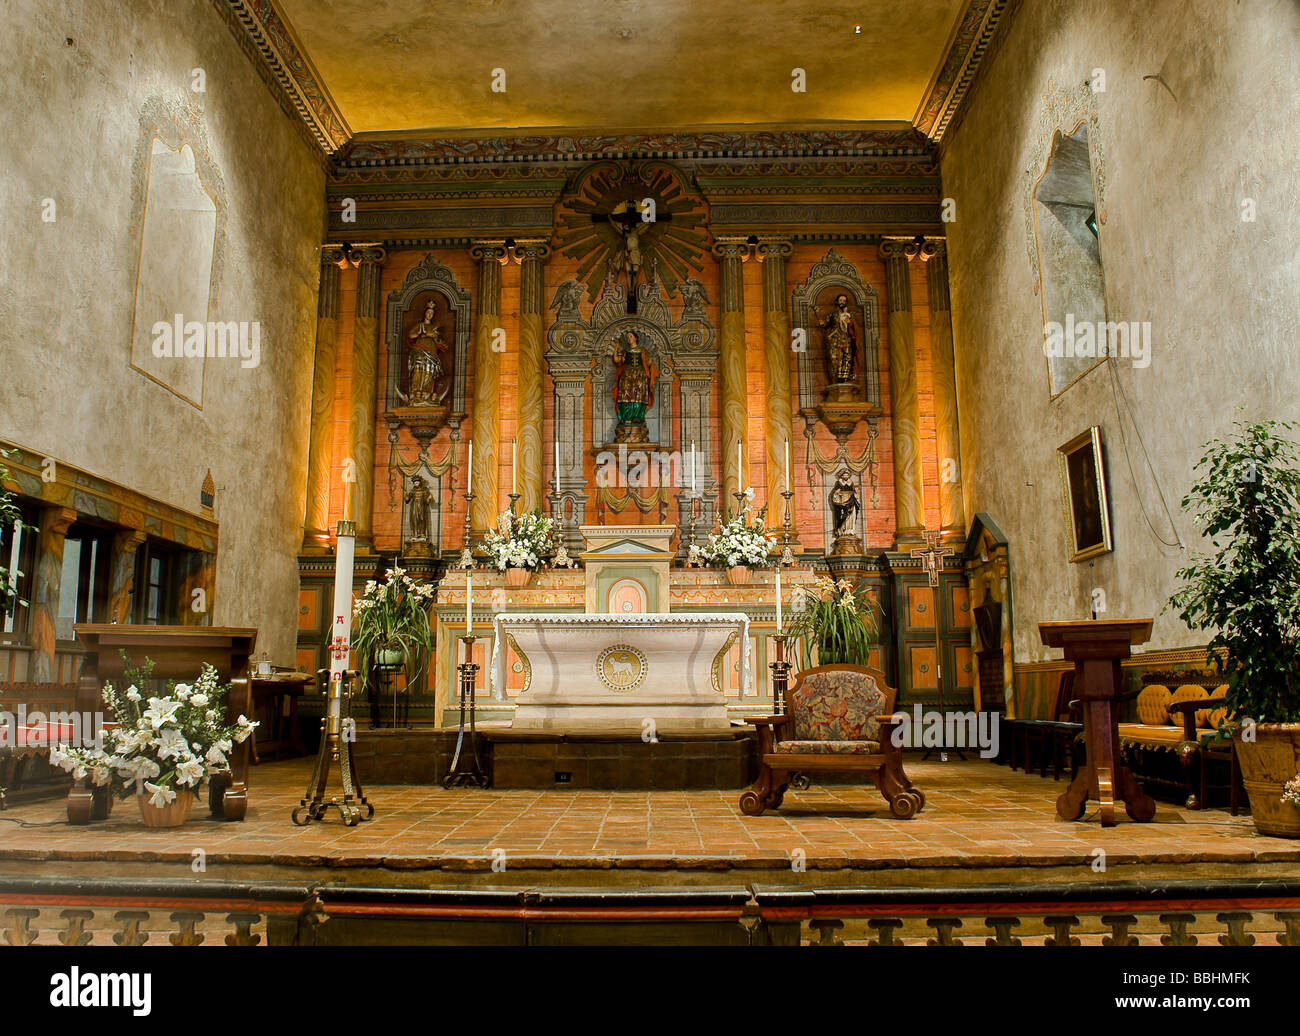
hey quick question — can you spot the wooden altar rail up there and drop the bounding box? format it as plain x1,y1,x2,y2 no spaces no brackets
0,644,88,686
1,876,1298,946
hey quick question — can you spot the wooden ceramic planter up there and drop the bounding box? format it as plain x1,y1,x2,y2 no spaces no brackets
506,568,532,588
137,792,195,828
726,566,750,586
1235,723,1300,837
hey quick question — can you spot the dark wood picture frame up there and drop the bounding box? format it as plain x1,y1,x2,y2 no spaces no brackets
1057,426,1113,562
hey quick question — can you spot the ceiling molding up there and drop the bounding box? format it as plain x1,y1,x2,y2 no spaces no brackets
212,0,350,155
913,0,1021,141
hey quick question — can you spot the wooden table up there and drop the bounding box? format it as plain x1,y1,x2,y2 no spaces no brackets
251,672,312,760
70,625,257,823
1039,619,1156,826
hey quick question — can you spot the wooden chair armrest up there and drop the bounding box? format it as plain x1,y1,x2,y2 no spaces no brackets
1167,696,1228,740
744,716,790,727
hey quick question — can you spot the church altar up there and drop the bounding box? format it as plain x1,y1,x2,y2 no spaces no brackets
492,612,748,732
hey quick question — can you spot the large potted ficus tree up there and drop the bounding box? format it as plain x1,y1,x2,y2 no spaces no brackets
1169,419,1300,837
785,575,879,669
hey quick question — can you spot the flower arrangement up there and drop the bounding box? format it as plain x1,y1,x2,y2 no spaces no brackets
1283,775,1300,809
352,566,435,690
696,491,777,569
482,508,560,571
784,575,879,670
50,653,257,808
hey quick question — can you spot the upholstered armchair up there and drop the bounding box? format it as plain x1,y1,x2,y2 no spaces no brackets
739,664,924,818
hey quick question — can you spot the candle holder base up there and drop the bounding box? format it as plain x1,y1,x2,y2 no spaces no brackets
444,637,490,789
291,669,374,826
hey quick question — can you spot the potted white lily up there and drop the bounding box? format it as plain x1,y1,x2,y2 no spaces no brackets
483,507,560,587
51,653,257,828
697,490,777,585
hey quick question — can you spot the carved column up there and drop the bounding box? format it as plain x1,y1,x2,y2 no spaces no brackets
302,245,344,552
713,238,749,503
925,242,967,541
107,527,147,624
880,238,924,545
29,506,76,683
349,245,387,552
513,239,550,514
758,238,796,530
470,241,507,532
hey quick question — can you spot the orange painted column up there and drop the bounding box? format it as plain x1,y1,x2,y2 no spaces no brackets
880,238,924,546
712,238,749,506
303,245,344,552
29,506,76,683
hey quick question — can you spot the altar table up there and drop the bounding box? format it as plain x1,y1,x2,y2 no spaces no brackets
492,613,748,733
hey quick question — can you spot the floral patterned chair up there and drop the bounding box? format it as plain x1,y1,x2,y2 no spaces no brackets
739,664,924,818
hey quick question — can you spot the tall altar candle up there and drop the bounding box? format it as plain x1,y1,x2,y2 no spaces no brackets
737,440,743,489
329,518,356,717
467,439,473,489
775,564,782,632
555,438,560,490
511,439,517,496
690,441,696,493
784,439,791,494
465,568,473,635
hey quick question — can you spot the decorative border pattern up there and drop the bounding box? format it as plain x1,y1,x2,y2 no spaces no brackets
914,0,1020,141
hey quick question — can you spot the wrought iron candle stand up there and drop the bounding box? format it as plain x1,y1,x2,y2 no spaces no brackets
291,668,374,826
443,636,490,788
458,490,475,568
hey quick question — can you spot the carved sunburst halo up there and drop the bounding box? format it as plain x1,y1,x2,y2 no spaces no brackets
554,162,710,299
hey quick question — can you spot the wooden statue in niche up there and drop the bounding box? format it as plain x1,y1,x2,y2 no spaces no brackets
612,329,656,444
405,474,433,556
817,290,864,403
829,468,865,556
401,296,451,407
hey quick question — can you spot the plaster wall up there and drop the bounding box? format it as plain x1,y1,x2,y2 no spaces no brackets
0,0,326,660
941,0,1300,659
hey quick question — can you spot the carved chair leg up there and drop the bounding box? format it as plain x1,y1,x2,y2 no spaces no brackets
740,765,774,816
1178,743,1201,810
877,750,922,819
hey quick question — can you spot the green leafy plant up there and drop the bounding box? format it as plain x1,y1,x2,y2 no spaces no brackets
50,652,257,805
1168,420,1300,723
784,575,879,670
352,567,434,692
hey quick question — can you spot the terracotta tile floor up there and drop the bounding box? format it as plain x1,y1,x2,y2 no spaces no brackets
1,757,1296,872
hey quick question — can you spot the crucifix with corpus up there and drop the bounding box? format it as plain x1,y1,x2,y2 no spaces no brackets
911,530,965,760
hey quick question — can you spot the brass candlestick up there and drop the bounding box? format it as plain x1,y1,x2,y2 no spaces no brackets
292,668,374,826
778,488,798,566
443,636,489,788
686,493,701,565
770,633,792,715
459,491,475,568
549,475,572,567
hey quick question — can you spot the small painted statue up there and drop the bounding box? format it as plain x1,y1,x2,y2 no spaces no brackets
612,329,655,442
406,475,431,543
406,299,448,405
829,468,862,541
819,293,859,384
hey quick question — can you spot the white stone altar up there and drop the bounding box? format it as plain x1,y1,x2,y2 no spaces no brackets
492,613,748,732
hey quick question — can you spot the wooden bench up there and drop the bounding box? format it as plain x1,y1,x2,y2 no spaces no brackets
738,664,924,819
1117,671,1239,812
0,683,81,807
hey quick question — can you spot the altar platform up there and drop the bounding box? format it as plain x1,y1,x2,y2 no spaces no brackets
1,757,1298,945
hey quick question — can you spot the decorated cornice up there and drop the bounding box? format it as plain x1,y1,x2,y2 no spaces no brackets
211,0,350,156
334,126,937,173
914,0,1022,141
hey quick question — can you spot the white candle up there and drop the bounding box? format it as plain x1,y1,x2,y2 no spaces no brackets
737,440,743,488
784,439,791,494
465,569,473,635
555,437,560,489
511,439,517,496
329,520,356,718
776,565,782,632
467,439,473,488
691,441,696,493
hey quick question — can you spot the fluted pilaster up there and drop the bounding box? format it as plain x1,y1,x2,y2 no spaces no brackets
513,239,550,514
712,238,749,504
470,240,507,532
303,245,345,551
349,245,386,551
758,238,795,530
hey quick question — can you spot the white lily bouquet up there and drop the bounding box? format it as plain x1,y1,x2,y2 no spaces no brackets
697,490,777,568
482,507,560,571
51,653,258,807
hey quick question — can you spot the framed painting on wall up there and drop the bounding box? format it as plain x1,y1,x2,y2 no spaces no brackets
1057,426,1113,562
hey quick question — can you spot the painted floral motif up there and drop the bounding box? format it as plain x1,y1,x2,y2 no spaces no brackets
787,670,887,743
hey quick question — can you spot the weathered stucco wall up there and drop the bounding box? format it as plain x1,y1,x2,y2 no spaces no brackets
942,0,1300,659
0,0,326,659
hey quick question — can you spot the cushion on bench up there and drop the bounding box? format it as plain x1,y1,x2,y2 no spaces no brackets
774,739,881,754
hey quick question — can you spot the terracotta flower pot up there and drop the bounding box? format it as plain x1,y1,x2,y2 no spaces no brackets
726,566,750,586
1234,723,1300,838
506,568,531,588
137,792,195,828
